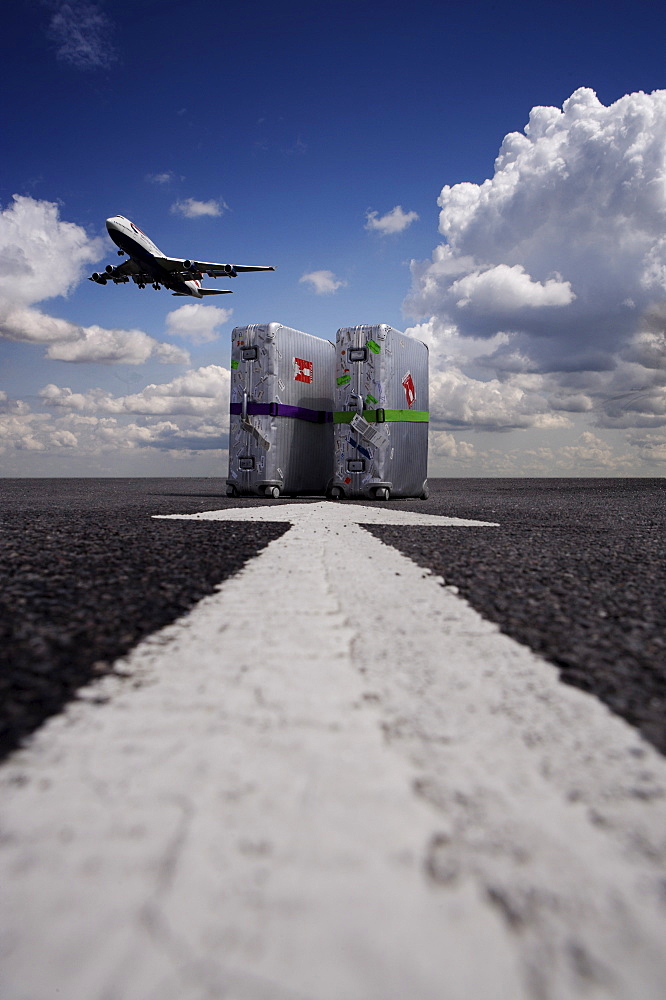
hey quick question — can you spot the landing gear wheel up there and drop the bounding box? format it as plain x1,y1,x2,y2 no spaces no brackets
266,486,280,499
152,283,161,290
375,487,390,501
226,485,238,497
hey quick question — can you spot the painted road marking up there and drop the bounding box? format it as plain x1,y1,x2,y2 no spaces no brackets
1,501,666,1000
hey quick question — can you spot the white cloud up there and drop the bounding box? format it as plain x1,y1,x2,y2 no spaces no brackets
165,303,233,344
40,364,230,417
429,367,571,432
44,326,190,365
449,264,574,313
299,270,347,295
0,195,102,306
0,195,188,365
429,430,476,461
627,430,666,465
405,87,666,444
171,198,223,219
46,1,117,70
0,366,235,468
0,412,51,453
365,205,419,235
146,172,175,185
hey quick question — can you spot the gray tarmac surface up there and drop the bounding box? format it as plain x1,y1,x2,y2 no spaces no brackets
1,477,664,760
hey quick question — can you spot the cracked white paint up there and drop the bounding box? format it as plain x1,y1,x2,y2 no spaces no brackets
1,501,666,1000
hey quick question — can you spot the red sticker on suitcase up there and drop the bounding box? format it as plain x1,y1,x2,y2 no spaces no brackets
402,371,416,408
293,357,313,383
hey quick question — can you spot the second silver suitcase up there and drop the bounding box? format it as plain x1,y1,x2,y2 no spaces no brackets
227,323,335,498
330,325,429,500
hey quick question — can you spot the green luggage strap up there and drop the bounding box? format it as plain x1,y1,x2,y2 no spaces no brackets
333,408,429,424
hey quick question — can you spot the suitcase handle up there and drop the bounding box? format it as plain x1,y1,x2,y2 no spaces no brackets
349,392,364,415
241,391,248,421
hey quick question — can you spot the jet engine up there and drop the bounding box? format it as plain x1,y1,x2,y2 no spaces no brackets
91,272,107,284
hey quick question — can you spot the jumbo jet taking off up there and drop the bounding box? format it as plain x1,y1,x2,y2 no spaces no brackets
89,216,275,298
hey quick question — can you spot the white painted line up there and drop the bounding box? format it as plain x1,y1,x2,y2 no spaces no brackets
1,502,666,1000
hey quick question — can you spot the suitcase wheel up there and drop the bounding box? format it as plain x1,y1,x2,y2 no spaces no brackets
375,487,390,501
329,486,344,500
226,485,238,497
265,486,281,499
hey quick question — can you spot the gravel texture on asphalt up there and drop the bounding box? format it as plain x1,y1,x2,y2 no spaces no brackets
363,478,666,755
2,478,664,761
0,479,290,760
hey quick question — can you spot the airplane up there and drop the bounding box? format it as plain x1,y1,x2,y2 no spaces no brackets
89,215,275,298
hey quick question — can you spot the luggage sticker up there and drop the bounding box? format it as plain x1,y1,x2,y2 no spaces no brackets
337,372,351,386
293,357,313,383
230,359,239,369
351,413,390,452
349,436,372,461
367,339,381,354
241,418,271,451
402,371,416,408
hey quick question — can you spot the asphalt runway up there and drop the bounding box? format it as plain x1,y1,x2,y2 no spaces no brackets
1,477,664,759
2,477,666,1000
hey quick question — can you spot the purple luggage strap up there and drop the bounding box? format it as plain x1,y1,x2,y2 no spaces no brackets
230,401,332,424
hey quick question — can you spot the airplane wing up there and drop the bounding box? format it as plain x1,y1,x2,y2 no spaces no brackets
90,259,153,284
197,261,276,274
113,259,142,276
159,256,275,277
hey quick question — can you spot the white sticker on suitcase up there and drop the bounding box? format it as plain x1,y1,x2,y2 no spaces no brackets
241,418,271,451
350,413,390,452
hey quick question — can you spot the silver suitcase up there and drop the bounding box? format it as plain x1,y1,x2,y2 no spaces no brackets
227,323,335,498
330,325,429,500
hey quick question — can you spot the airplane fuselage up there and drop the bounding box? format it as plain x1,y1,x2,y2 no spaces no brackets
90,215,274,297
106,216,204,297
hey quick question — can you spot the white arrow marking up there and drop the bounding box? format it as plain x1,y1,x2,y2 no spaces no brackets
2,501,666,1000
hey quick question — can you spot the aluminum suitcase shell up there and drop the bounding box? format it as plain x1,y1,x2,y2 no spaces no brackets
227,323,335,498
330,325,429,500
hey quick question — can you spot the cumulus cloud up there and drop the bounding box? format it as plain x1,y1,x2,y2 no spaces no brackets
171,198,223,219
165,303,233,344
429,430,476,461
0,366,234,467
449,264,574,314
429,367,571,432
405,87,666,443
0,195,187,364
46,1,117,70
299,270,347,295
40,364,230,417
0,412,51,453
0,195,102,306
365,206,419,235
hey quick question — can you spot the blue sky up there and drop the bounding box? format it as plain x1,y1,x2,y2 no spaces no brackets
1,0,665,476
